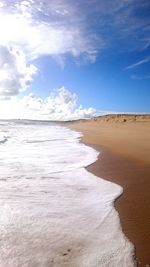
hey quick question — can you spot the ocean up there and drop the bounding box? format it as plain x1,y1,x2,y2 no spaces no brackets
0,120,135,267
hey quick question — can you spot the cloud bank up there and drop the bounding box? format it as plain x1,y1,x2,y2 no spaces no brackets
0,87,96,120
0,0,149,119
0,0,100,61
0,0,100,119
0,0,102,113
0,0,101,97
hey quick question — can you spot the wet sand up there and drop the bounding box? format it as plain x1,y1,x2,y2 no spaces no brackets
68,115,150,266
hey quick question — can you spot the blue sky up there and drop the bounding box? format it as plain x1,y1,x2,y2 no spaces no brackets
0,0,149,119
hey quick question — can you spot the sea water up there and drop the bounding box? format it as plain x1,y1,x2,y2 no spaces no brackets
0,120,135,267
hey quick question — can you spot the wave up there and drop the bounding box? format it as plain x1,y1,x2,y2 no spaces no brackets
0,134,8,144
0,122,135,267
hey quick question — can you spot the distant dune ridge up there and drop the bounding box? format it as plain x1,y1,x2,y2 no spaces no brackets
66,113,150,123
92,114,150,123
93,114,150,122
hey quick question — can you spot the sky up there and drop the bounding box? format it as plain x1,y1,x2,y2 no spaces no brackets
0,0,149,120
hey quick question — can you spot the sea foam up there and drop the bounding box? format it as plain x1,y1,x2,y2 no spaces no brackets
0,120,135,266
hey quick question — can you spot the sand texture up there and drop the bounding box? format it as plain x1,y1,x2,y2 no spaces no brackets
68,114,150,266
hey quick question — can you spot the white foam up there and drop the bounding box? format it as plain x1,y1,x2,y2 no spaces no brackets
0,121,135,266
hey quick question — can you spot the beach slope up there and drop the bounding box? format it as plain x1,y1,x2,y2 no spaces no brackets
68,114,150,266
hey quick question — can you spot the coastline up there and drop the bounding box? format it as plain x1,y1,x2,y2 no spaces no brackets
87,147,150,266
68,115,150,266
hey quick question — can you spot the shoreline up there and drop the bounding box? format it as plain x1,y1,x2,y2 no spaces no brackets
86,146,150,266
68,117,150,266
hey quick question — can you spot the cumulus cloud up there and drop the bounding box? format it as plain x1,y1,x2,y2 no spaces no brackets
0,0,102,98
0,87,96,120
0,46,37,97
0,0,148,119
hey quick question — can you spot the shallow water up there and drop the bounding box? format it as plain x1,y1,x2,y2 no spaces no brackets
0,120,135,266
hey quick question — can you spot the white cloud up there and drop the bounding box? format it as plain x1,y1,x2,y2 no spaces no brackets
0,46,37,97
0,0,101,98
0,1,100,61
0,87,97,120
0,1,98,119
125,56,150,70
0,1,4,8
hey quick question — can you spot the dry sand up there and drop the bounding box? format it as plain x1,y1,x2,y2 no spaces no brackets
67,114,150,267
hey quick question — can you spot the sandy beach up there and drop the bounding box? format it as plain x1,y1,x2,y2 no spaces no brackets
68,114,150,266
